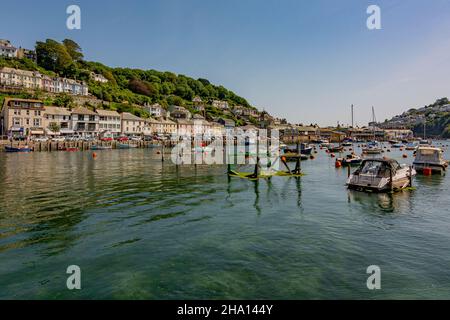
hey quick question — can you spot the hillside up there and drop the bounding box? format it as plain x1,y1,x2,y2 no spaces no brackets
380,97,450,138
0,38,258,125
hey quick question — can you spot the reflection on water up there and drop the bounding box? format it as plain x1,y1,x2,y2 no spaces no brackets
347,190,414,214
0,145,450,299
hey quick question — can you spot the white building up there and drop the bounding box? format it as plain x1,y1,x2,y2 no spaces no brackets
90,72,109,83
144,103,167,118
0,39,17,58
212,100,229,110
43,106,73,135
97,109,121,135
71,106,99,136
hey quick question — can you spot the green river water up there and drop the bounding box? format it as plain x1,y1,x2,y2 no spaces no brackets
1,142,450,299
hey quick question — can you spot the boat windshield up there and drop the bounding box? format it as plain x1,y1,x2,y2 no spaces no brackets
359,161,394,177
416,149,441,162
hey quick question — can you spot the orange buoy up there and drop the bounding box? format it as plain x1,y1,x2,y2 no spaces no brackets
92,152,97,158
402,154,407,158
423,167,432,176
281,156,287,162
335,160,342,167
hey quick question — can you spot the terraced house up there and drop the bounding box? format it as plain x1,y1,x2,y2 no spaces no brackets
71,106,99,137
121,112,146,135
97,109,121,135
0,67,42,89
0,67,88,95
0,98,45,137
43,106,72,136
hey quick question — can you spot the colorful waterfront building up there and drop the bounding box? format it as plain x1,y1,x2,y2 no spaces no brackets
0,98,45,138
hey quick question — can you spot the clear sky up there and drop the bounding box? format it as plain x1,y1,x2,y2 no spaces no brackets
1,0,450,126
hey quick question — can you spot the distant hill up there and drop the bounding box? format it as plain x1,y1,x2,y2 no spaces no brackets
380,98,450,138
0,38,258,125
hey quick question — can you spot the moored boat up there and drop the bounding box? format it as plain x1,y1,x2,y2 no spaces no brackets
91,145,112,150
338,153,362,166
4,145,33,152
347,158,415,192
405,142,417,151
300,143,313,155
118,143,138,149
327,144,344,153
362,141,383,154
413,146,448,174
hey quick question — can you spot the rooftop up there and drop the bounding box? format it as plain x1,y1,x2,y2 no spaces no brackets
121,112,144,121
71,106,98,116
96,109,120,117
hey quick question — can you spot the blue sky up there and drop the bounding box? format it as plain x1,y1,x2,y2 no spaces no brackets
2,0,450,126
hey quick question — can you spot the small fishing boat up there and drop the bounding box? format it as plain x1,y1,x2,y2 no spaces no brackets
4,145,33,152
405,142,417,151
118,143,138,149
327,144,344,153
347,158,415,192
300,143,313,155
392,142,404,148
362,141,383,154
91,145,112,150
338,153,362,166
413,146,448,174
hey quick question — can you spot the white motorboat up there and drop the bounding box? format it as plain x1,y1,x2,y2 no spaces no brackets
347,158,416,192
413,146,448,174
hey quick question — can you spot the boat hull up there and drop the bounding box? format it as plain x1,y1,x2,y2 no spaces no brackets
413,163,446,174
4,146,32,152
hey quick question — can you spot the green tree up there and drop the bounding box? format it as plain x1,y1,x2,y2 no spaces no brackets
48,122,60,133
54,93,74,108
36,39,73,73
63,39,84,61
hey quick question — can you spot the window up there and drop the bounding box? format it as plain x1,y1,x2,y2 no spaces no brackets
13,118,21,126
33,118,41,127
14,109,20,115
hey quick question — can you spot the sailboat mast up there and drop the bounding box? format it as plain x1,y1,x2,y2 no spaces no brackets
372,106,376,141
351,104,354,128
